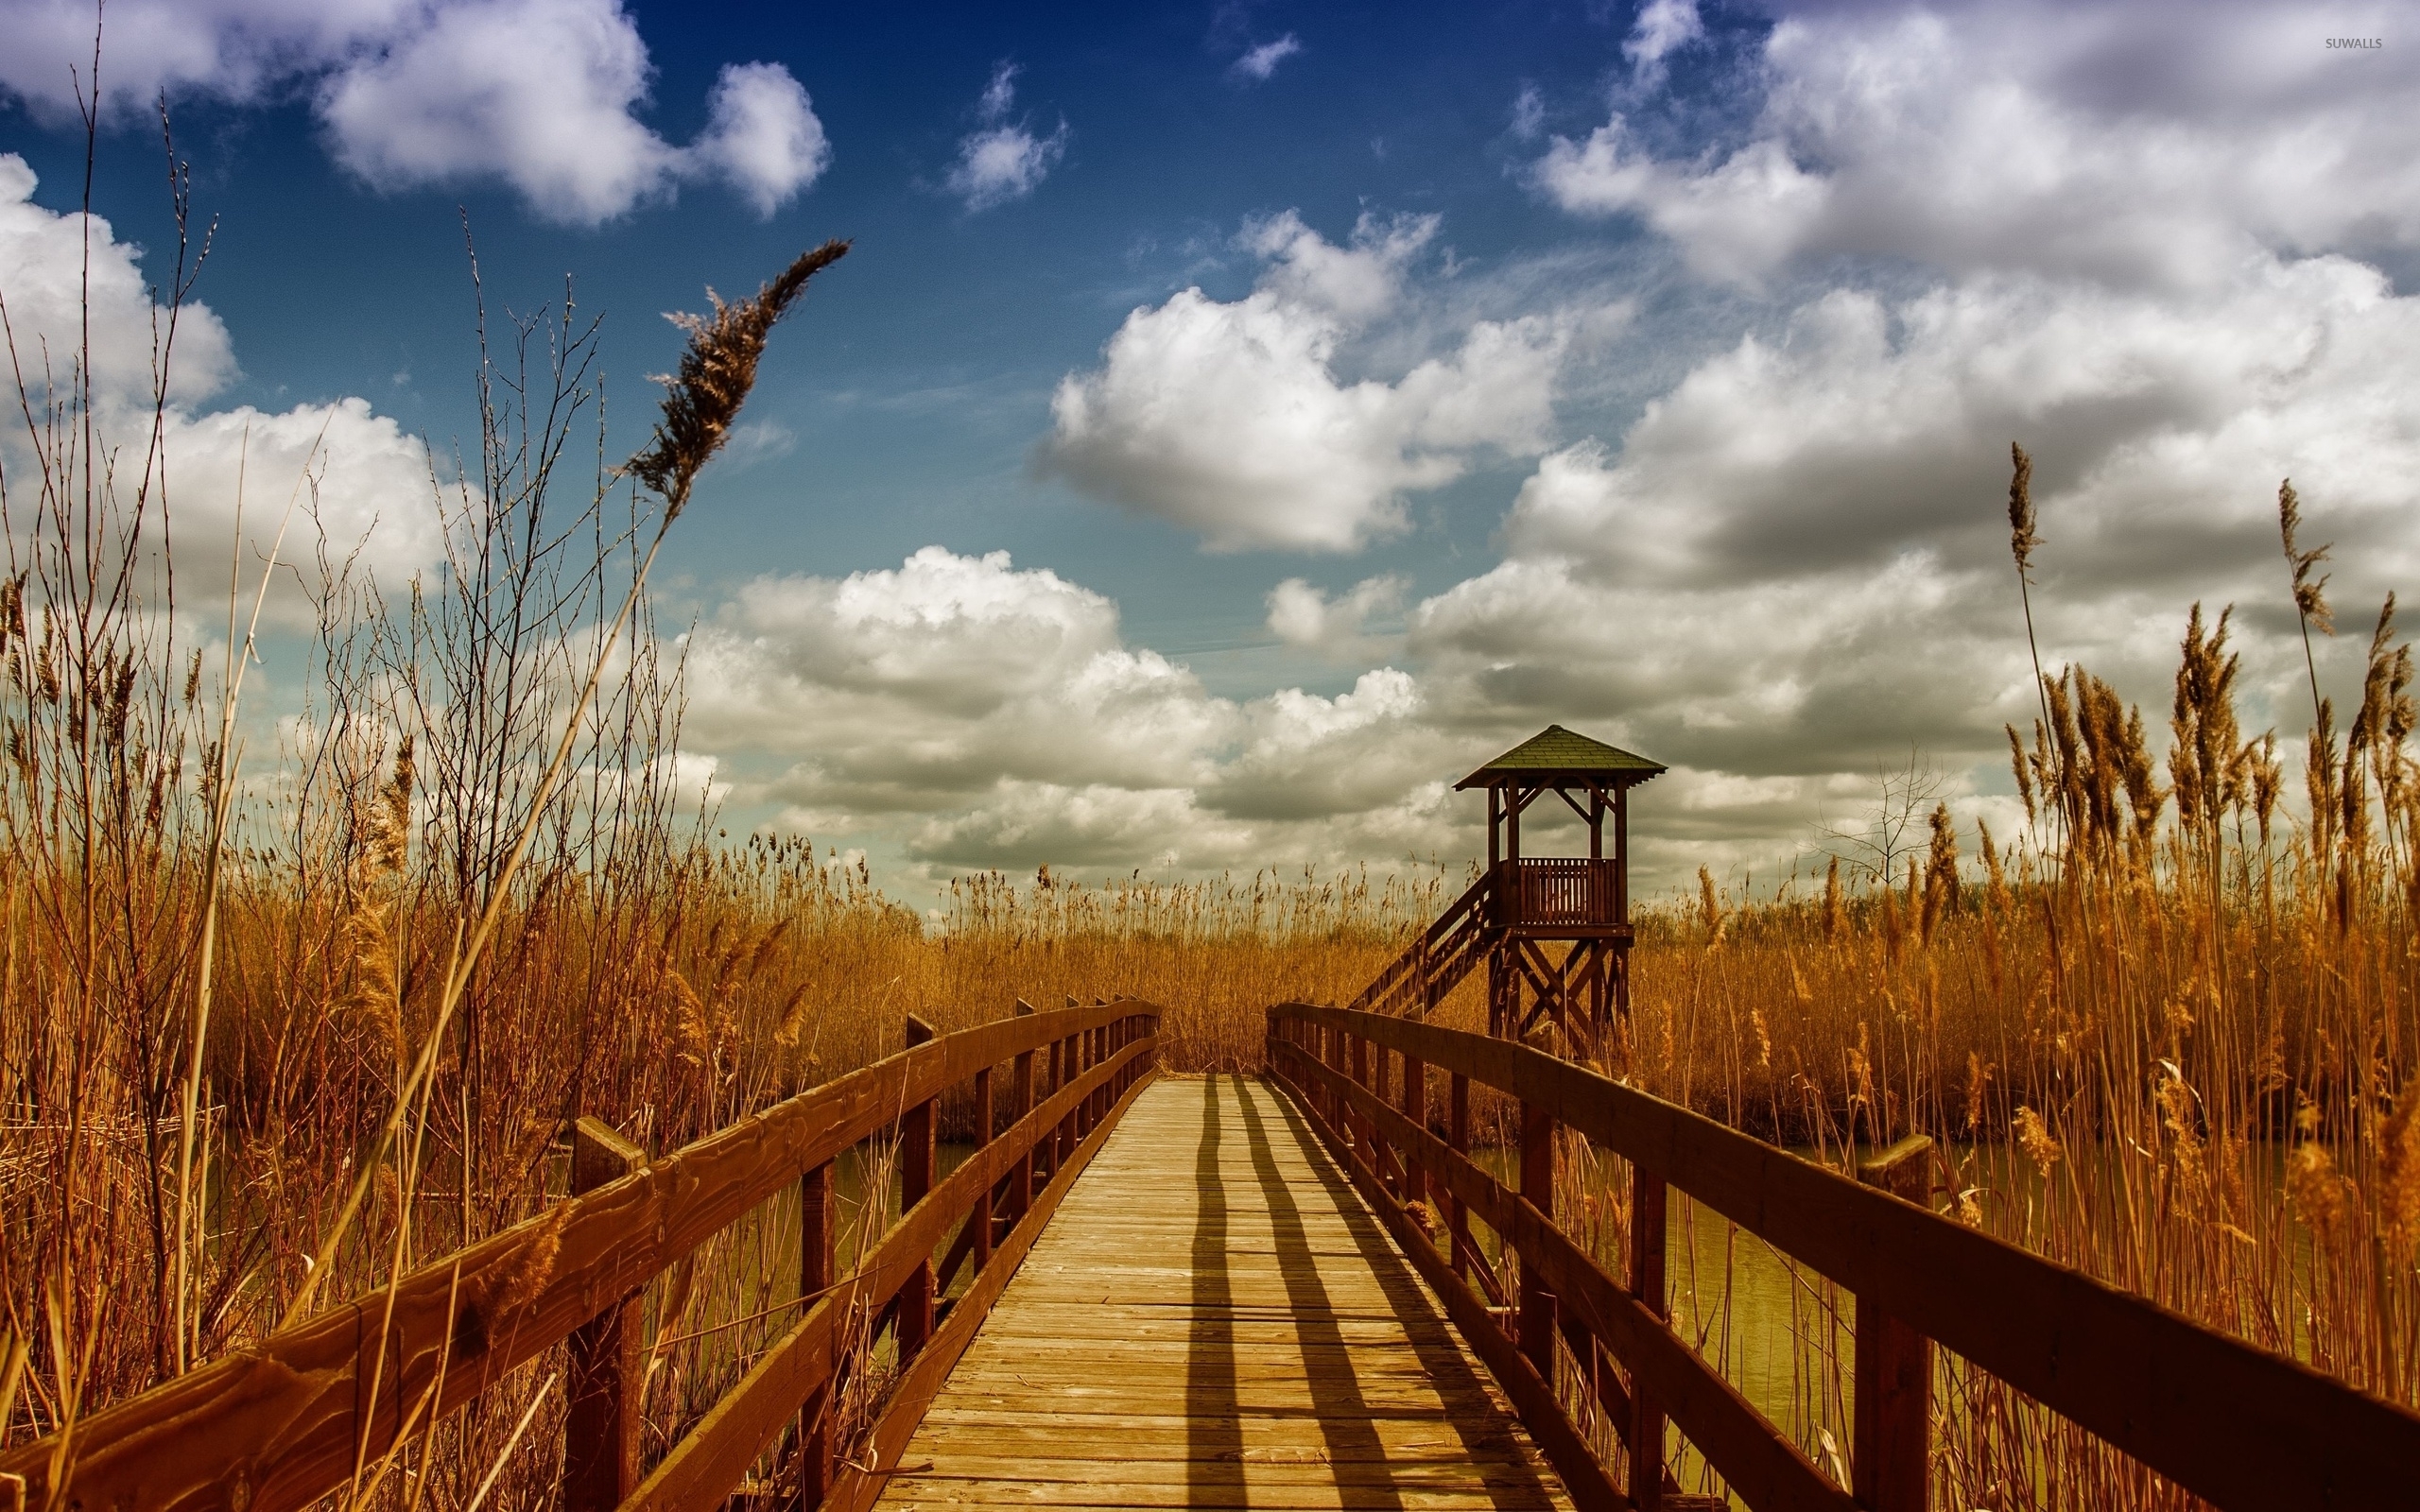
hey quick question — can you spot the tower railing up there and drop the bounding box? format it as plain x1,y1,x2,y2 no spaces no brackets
1494,857,1623,928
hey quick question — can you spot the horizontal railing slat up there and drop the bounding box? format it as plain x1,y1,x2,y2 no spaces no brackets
1272,1003,2420,1512
1,1000,1151,1512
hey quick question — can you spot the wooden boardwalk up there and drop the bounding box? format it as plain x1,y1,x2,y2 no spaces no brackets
876,1074,1574,1512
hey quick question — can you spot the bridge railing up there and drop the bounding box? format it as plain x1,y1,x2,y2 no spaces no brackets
2,999,1162,1512
1266,1002,2418,1512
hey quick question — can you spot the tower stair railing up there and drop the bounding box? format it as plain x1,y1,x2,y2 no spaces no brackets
1348,867,1496,1018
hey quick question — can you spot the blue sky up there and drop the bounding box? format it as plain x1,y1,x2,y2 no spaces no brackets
3,0,2415,894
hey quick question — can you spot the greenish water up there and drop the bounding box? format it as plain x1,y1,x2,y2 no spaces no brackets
1462,1143,1856,1495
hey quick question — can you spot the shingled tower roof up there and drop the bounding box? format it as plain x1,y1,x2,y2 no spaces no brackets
1453,724,1667,789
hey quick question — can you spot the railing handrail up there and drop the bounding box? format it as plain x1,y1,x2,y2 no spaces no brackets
1266,1001,2420,1512
4,999,1163,1512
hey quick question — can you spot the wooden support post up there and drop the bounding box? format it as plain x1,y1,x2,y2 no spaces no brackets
1855,1136,1935,1512
795,1156,834,1506
1614,786,1630,923
898,1015,937,1360
1448,1072,1472,1281
1628,1164,1668,1511
1518,1101,1558,1384
1401,1052,1426,1213
562,1116,646,1512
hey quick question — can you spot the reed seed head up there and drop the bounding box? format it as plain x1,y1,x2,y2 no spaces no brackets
2014,1105,2061,1170
2006,724,2035,826
2279,478,2335,636
1921,801,1961,936
2288,1137,2347,1246
625,239,852,519
2379,1075,2420,1251
2007,442,2040,580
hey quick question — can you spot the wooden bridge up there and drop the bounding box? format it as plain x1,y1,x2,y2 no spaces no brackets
9,998,2419,1512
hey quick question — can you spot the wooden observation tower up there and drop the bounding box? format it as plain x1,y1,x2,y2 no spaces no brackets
1349,725,1664,1054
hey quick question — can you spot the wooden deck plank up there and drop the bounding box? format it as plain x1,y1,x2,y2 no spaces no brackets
872,1075,1573,1512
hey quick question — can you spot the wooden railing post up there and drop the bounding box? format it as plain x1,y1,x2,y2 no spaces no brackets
1448,1070,1472,1281
1855,1136,1934,1512
1627,1162,1668,1511
1042,1032,1063,1179
1335,1025,1349,1136
1357,1034,1374,1163
1371,1041,1393,1193
898,1014,938,1359
1518,1100,1558,1384
796,1154,835,1505
1077,1028,1094,1137
1093,1024,1106,1125
1073,1028,1088,1139
1060,1030,1080,1162
971,1064,994,1274
1321,1023,1337,1125
1011,1001,1037,1226
562,1115,646,1512
1075,1027,1090,1139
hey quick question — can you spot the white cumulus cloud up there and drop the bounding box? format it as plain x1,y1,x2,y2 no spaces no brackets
1395,248,2420,827
1044,212,1575,552
1231,35,1303,83
682,546,1482,873
0,0,829,225
1537,0,2420,289
1622,0,1703,87
0,154,442,616
317,0,681,223
0,155,235,406
944,62,1068,213
1267,575,1407,661
688,61,832,218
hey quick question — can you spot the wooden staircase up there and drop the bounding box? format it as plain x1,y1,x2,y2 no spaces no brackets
1346,858,1637,1043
